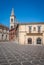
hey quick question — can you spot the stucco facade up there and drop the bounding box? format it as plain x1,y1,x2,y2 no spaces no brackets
0,24,9,41
17,23,44,45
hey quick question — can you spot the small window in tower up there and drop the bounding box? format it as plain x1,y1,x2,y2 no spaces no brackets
11,19,13,22
11,26,13,29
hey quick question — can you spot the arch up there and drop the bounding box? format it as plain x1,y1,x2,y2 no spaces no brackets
36,38,41,44
2,34,4,40
28,38,32,44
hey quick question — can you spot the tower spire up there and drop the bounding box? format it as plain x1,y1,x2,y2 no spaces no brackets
11,8,14,16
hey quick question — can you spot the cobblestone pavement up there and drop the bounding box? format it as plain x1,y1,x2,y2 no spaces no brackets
0,42,44,65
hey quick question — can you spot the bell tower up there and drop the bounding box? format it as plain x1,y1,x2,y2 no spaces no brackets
10,8,16,29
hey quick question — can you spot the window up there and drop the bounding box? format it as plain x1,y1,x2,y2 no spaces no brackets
37,38,41,44
0,29,2,32
6,35,7,38
33,27,36,31
2,34,3,37
28,38,32,44
11,19,13,22
2,34,4,40
5,35,7,40
29,26,32,33
38,26,41,33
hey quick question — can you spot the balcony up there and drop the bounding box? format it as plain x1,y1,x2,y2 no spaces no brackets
26,33,43,36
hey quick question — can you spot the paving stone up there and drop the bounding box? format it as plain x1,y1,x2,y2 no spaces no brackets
0,60,8,64
22,62,33,65
18,58,27,62
41,56,44,59
0,55,4,57
15,55,20,59
9,58,18,63
34,56,41,60
1,63,9,65
32,60,40,64
0,42,44,65
39,63,44,65
0,57,5,59
23,55,30,58
40,59,44,65
11,62,21,65
7,56,15,59
27,56,34,61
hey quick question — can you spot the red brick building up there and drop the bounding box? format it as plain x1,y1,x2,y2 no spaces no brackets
9,28,15,41
9,24,18,41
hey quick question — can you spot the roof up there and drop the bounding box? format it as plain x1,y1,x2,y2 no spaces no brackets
9,24,19,31
19,22,44,25
0,24,9,30
11,8,14,16
9,28,15,31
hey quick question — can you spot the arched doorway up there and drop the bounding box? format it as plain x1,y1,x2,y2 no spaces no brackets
37,38,41,44
28,38,32,44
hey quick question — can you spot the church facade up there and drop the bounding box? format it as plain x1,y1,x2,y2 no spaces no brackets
10,8,44,45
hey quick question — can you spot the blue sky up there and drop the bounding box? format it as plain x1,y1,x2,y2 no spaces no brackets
0,0,44,27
